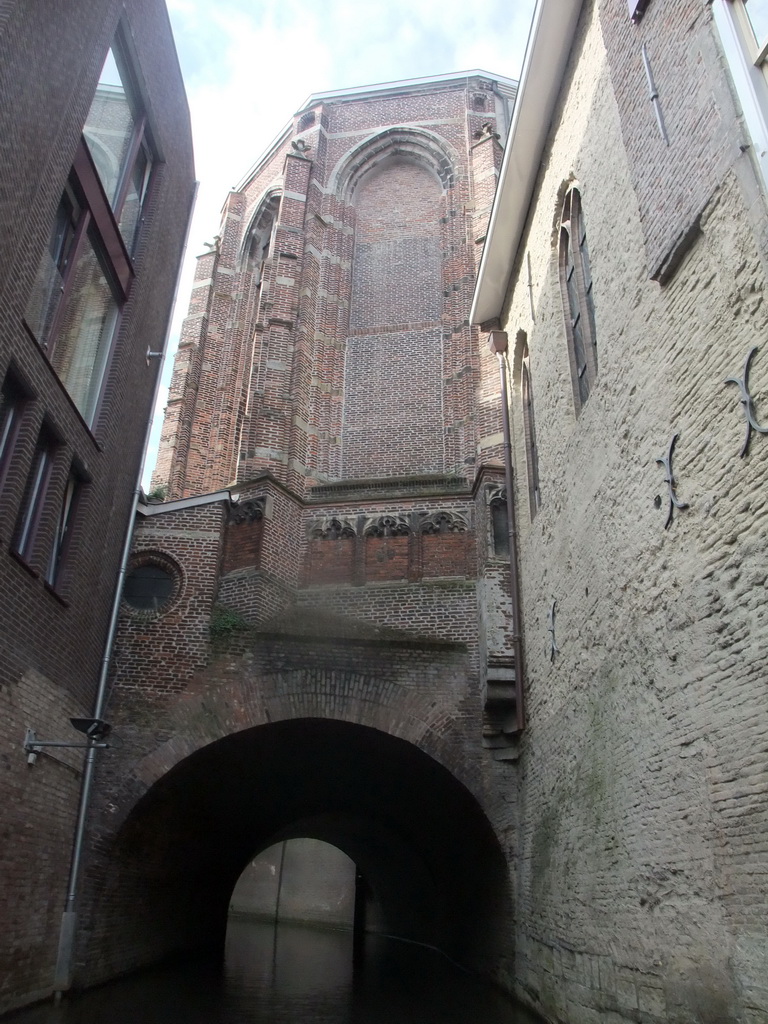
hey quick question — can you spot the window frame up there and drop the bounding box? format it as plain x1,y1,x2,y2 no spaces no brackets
0,370,30,495
520,346,541,519
12,424,59,568
23,28,158,430
122,551,183,617
48,212,124,427
558,186,598,414
25,145,131,429
733,0,768,62
488,486,510,560
45,463,86,588
83,36,156,255
713,0,768,187
627,0,651,22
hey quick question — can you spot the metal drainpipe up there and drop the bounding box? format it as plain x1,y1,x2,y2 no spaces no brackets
488,330,525,733
53,179,200,995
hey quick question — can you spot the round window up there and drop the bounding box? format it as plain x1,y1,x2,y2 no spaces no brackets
123,563,175,611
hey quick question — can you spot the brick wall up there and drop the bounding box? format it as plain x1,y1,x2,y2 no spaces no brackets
86,73,527,1005
156,75,503,498
599,0,741,282
79,622,512,983
342,157,446,481
0,0,193,1012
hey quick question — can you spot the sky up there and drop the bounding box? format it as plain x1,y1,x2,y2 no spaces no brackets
143,0,537,486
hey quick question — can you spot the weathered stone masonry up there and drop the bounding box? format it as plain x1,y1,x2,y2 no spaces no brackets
474,1,768,1022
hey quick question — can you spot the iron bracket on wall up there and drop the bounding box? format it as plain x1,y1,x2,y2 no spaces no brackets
641,43,669,146
656,432,689,530
724,345,768,457
547,599,560,663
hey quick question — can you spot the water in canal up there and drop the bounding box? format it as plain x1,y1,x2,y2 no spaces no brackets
10,918,541,1023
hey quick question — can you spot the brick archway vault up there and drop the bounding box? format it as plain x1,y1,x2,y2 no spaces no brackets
81,636,512,990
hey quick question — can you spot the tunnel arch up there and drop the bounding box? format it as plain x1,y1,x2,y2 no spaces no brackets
89,718,511,984
228,837,357,929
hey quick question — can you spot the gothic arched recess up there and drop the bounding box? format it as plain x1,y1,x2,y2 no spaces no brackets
300,127,478,484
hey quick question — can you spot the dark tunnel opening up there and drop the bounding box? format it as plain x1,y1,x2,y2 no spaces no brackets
95,719,512,980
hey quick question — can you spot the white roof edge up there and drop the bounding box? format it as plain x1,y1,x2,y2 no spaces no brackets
138,489,234,516
299,69,518,109
470,0,585,326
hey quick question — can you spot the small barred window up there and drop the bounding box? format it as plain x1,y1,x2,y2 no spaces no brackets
521,343,541,518
123,553,181,613
489,490,509,559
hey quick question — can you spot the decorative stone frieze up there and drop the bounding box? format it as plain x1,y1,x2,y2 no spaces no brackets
363,514,411,537
419,510,469,534
307,516,356,540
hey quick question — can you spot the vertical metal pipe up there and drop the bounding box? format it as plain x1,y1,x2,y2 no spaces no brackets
489,331,525,732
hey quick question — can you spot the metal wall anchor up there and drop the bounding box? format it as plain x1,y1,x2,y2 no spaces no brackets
656,433,689,530
724,345,768,457
642,44,669,146
547,599,560,663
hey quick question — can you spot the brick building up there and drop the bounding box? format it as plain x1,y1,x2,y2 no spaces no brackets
473,0,768,1021
69,70,528,994
0,0,194,1013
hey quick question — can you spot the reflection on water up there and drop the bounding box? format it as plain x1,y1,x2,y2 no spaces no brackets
9,919,541,1024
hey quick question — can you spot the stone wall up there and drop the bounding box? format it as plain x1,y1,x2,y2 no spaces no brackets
493,2,768,1021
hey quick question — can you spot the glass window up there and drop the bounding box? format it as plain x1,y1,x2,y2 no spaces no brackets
559,187,598,413
46,469,82,586
117,140,152,253
24,33,151,430
84,48,136,207
521,350,541,519
745,0,768,50
490,492,510,559
124,563,175,610
83,43,153,252
51,227,119,425
0,374,26,490
25,187,81,347
13,427,57,563
713,1,768,186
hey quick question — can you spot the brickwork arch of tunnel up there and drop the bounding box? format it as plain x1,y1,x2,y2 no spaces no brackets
90,718,512,983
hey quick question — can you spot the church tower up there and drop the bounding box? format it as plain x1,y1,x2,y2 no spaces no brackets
115,72,525,766
154,72,515,498
80,71,527,990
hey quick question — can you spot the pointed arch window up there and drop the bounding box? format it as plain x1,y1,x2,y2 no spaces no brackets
244,194,280,290
558,187,597,413
520,344,541,518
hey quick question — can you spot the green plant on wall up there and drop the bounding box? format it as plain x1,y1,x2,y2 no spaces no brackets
209,604,249,644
